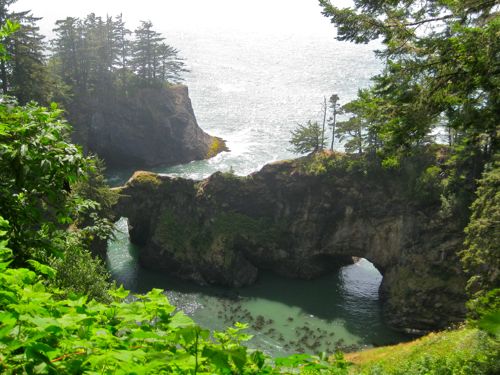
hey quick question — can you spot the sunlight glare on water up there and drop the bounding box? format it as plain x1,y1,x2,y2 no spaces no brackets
106,29,381,185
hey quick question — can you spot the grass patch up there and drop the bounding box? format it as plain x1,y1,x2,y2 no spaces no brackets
346,327,499,374
129,171,162,187
206,137,227,158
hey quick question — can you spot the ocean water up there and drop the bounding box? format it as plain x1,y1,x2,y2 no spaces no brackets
107,29,381,185
108,219,409,357
106,28,411,356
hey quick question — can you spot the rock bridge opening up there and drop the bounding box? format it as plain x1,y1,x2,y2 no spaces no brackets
106,217,401,354
112,165,467,333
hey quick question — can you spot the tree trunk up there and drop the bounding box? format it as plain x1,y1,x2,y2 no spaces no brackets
330,106,336,151
321,96,327,150
0,59,8,94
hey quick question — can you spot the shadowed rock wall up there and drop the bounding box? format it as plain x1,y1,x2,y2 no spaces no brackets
70,85,226,168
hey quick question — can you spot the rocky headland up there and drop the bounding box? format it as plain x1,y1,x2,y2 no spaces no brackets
69,84,227,168
113,151,468,333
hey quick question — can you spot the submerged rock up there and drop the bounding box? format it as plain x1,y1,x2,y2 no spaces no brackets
113,151,467,333
70,84,227,168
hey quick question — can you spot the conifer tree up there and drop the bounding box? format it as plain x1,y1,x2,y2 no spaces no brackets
131,21,164,83
131,20,186,85
8,11,48,103
328,94,340,150
0,0,16,93
0,0,50,103
289,120,325,154
156,42,186,83
51,17,84,91
114,13,131,83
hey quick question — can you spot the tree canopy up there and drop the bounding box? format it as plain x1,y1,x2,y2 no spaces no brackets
289,120,326,154
0,0,51,104
51,14,187,97
319,0,499,161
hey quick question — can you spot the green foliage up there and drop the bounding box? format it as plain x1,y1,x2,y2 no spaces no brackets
51,14,186,94
336,116,364,154
0,92,114,299
461,157,500,313
0,2,53,104
48,235,113,303
71,158,119,221
0,19,19,49
336,90,380,155
0,99,91,262
132,20,187,85
70,157,118,256
352,328,500,375
477,308,500,339
0,218,348,374
290,120,326,155
298,151,366,176
276,352,349,374
320,0,499,164
413,165,442,204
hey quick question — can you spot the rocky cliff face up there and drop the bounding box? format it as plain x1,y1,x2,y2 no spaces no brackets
70,85,226,168
113,152,467,333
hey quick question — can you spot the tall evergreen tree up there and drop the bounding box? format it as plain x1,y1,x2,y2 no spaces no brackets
131,20,186,85
336,89,381,155
52,15,186,94
328,94,340,150
0,0,50,104
131,21,164,83
51,17,84,92
114,14,130,71
9,11,48,103
156,42,186,83
0,0,16,94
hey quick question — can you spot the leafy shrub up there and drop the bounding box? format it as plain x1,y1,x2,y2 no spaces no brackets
0,217,349,374
0,99,91,263
48,235,113,303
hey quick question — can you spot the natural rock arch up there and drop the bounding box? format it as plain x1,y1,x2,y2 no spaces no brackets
113,155,467,333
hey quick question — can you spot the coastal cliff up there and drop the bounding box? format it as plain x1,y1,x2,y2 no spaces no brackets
113,152,468,333
69,85,227,168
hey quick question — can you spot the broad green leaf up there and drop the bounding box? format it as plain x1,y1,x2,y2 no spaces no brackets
109,285,129,300
170,311,195,328
27,260,56,279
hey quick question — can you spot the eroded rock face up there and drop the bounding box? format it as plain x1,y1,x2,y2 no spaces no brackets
70,85,226,168
113,154,467,333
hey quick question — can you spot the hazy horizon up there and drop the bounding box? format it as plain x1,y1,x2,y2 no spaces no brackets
13,0,352,38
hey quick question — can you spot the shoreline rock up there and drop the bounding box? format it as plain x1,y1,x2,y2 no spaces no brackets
113,152,468,333
70,84,227,168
